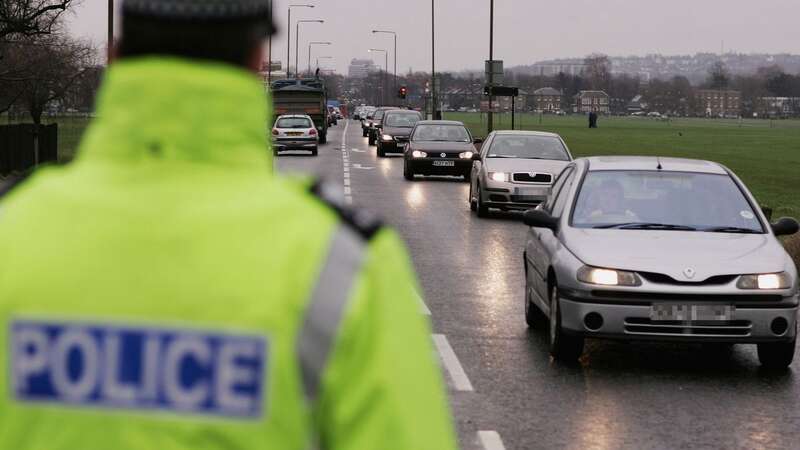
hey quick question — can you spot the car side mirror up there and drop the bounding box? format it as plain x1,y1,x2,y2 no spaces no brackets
523,209,559,231
471,153,482,161
771,217,799,236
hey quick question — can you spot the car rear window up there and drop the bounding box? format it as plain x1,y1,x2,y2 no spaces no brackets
385,112,422,127
276,117,312,129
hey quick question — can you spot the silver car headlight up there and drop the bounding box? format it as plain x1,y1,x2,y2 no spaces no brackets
459,151,474,159
736,272,791,290
489,172,509,182
412,151,428,158
382,134,394,141
577,266,642,287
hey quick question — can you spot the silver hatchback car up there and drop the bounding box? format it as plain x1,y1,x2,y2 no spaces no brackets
523,156,799,368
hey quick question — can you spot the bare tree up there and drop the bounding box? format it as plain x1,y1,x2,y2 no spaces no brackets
706,61,730,89
0,0,76,42
583,54,611,91
2,33,95,123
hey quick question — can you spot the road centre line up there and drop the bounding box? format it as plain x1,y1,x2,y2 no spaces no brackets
341,121,352,205
416,290,431,315
432,334,474,392
478,431,507,450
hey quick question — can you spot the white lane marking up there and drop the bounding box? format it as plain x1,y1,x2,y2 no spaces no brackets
416,290,431,315
351,148,366,153
352,164,374,170
341,121,353,205
432,334,474,392
478,431,507,450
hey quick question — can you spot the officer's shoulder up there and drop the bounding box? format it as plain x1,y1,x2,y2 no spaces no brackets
308,179,384,241
0,172,32,201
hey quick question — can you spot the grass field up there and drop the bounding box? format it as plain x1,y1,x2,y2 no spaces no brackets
445,112,800,218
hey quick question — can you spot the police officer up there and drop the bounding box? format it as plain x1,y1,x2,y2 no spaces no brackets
0,1,457,449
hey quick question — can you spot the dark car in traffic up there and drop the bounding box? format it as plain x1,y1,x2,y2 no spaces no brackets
403,120,482,180
377,110,423,157
366,107,395,145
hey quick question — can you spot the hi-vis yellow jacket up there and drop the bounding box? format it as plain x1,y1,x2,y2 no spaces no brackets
0,57,457,450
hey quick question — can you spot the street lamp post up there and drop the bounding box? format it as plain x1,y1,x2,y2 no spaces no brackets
488,0,494,134
297,19,324,79
308,41,332,76
431,0,437,119
370,49,388,105
287,4,314,78
372,30,397,99
107,0,114,64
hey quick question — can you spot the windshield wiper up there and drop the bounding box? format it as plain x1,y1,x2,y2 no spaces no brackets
487,155,517,158
703,226,762,234
594,222,697,231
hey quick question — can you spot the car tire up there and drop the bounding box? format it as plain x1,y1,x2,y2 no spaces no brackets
320,133,327,144
524,254,547,328
548,285,584,361
469,183,477,211
476,184,489,218
377,143,386,158
311,146,318,157
757,337,796,369
368,134,376,146
403,162,414,181
363,129,368,137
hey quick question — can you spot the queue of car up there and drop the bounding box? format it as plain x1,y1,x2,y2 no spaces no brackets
354,105,800,369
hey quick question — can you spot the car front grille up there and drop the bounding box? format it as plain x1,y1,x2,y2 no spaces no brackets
624,317,752,337
638,272,739,286
429,152,461,159
513,173,552,184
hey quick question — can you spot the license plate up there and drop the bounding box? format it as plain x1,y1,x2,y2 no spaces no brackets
650,304,735,322
286,132,303,136
433,160,455,167
515,187,549,196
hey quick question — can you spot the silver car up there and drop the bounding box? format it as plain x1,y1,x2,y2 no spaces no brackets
469,131,572,217
523,156,799,368
272,114,318,156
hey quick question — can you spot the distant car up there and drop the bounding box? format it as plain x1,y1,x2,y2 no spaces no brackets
469,131,573,217
647,111,661,118
522,156,800,367
403,120,481,181
360,107,377,136
377,110,423,157
272,114,319,156
367,107,395,145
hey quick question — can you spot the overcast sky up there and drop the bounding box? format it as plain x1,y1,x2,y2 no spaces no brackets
68,0,800,74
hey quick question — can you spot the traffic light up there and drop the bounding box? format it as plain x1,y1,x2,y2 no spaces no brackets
398,86,408,99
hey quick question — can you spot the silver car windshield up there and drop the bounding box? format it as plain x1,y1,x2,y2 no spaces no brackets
412,125,470,142
276,118,312,129
571,171,764,233
487,135,570,161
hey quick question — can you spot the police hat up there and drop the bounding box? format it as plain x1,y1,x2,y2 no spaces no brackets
123,0,273,23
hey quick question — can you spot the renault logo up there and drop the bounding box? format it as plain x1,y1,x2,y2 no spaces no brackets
683,268,696,279
441,153,446,158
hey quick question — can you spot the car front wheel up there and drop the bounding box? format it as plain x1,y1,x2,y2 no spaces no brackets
377,143,386,157
758,336,796,369
549,286,584,361
476,184,489,217
403,161,414,181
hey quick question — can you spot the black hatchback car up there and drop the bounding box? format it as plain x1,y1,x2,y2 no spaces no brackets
403,120,482,180
377,110,423,157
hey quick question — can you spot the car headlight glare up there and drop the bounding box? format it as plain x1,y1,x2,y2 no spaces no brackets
737,272,791,290
489,172,509,182
382,134,394,141
577,266,642,287
459,151,474,159
412,150,428,158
